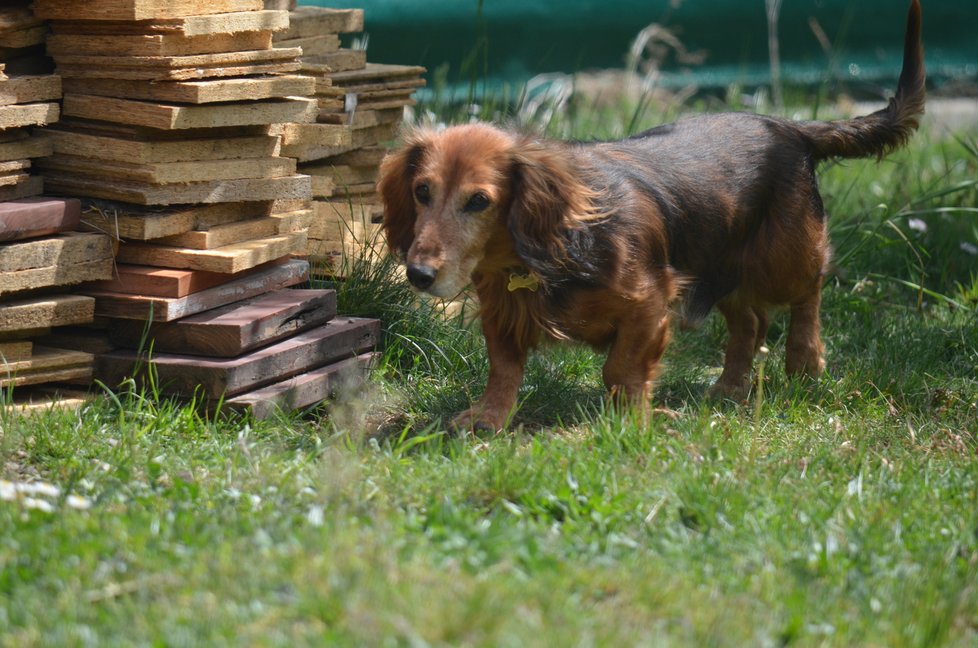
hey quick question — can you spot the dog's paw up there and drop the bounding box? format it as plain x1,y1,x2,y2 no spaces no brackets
450,409,503,434
706,380,750,403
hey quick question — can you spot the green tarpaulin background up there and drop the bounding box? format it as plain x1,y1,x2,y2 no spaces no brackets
301,0,976,94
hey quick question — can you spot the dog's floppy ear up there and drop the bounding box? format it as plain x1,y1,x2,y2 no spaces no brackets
378,139,426,259
508,141,596,276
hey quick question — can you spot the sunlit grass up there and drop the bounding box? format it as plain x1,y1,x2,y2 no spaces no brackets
2,88,977,645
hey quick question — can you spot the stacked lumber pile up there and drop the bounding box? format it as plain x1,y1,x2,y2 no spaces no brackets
272,6,425,274
25,0,380,418
1,2,114,410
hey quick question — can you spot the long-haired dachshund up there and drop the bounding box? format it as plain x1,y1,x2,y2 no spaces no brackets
379,0,925,431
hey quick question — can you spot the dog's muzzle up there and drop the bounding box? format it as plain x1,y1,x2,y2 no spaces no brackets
406,263,438,291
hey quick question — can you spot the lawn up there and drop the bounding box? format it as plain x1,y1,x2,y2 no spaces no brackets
2,92,977,646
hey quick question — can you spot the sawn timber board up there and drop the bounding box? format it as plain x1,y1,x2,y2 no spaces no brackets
108,288,336,357
95,316,379,398
84,258,308,321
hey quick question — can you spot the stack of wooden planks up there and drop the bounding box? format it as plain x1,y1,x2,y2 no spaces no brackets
23,0,380,418
1,2,114,410
272,6,425,274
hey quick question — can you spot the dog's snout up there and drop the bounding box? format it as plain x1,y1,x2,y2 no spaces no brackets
406,264,437,290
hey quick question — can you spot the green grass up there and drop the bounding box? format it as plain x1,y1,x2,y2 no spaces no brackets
2,95,977,646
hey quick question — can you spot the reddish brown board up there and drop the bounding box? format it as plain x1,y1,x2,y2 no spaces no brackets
223,352,376,419
86,262,270,298
0,197,81,242
95,316,380,398
84,258,308,321
108,288,337,357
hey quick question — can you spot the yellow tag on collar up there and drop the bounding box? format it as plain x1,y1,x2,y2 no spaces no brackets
507,272,539,292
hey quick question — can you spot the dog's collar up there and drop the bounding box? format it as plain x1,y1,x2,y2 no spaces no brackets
507,269,539,292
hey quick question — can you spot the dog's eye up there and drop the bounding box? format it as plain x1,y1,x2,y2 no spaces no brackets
463,192,491,213
414,183,430,205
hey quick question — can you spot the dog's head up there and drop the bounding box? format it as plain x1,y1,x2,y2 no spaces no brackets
378,123,596,298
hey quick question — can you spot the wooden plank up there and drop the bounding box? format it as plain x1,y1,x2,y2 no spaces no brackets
0,341,32,362
322,146,388,167
154,209,311,250
0,346,93,389
54,47,302,73
0,103,59,129
0,295,95,333
47,30,273,57
49,11,288,37
95,316,379,398
61,74,314,105
300,50,367,74
85,258,308,321
86,265,253,299
0,25,48,50
79,200,272,240
57,60,300,82
0,232,115,274
38,154,297,185
61,95,316,130
108,288,337,356
224,352,376,419
42,129,280,164
32,0,264,22
0,134,52,162
0,176,43,201
0,233,114,297
0,8,42,34
0,198,80,243
279,7,363,40
41,173,311,206
0,75,61,106
329,63,427,85
114,230,307,273
282,123,397,162
36,328,114,354
275,122,351,148
275,34,340,58
2,258,114,297
317,107,404,129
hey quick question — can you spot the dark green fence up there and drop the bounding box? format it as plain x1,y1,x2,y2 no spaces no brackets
301,0,976,95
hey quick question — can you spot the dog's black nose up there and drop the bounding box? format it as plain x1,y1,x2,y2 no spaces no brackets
406,264,437,290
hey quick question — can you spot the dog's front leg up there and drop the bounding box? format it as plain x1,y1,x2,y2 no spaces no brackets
452,315,526,432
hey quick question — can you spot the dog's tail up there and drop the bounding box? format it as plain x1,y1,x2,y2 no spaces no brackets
802,0,925,161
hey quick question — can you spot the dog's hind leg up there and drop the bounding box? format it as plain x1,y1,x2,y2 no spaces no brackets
709,298,764,401
784,290,825,379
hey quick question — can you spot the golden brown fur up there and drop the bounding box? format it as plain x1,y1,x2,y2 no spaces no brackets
379,1,925,431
